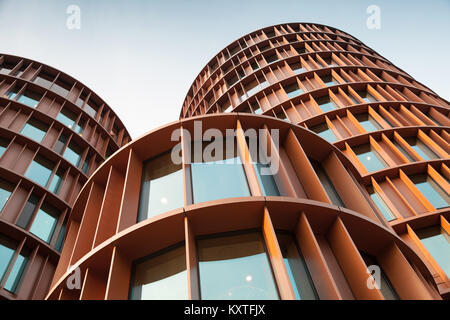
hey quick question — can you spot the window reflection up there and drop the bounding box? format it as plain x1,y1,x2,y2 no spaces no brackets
276,232,317,300
416,225,450,278
130,244,187,300
410,174,449,209
353,144,387,172
138,151,184,221
198,231,279,300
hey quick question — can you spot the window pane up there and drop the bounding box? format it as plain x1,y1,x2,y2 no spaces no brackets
360,251,398,300
284,83,303,99
356,91,377,103
29,203,59,243
130,244,187,300
393,141,414,162
356,113,381,132
3,253,28,293
416,226,450,278
63,142,82,167
20,119,48,142
48,169,63,194
310,123,337,143
16,195,39,229
276,232,317,300
405,137,438,160
0,179,13,212
353,144,387,172
321,74,337,86
25,156,54,187
310,159,344,207
54,134,68,155
368,187,396,221
316,96,337,113
17,91,41,108
138,152,184,221
411,174,449,209
289,62,305,75
198,231,279,300
191,139,250,203
56,108,77,129
0,236,16,282
0,138,9,158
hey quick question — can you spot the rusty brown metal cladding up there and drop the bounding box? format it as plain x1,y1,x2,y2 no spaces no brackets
0,53,131,299
48,23,449,300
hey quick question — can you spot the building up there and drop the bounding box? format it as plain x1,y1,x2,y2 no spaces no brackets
46,23,449,300
0,54,131,299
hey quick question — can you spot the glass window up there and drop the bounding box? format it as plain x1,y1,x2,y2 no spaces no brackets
310,123,337,143
416,226,450,277
33,72,54,89
0,236,16,285
5,86,20,100
82,153,91,174
54,133,68,155
251,102,262,115
0,138,9,158
321,74,337,86
289,62,305,75
368,186,396,221
310,159,344,207
0,179,14,213
55,217,68,252
360,251,398,300
356,113,382,132
198,231,279,300
130,244,187,300
16,91,41,108
316,96,337,113
353,144,387,172
191,139,250,204
56,108,77,130
138,151,184,221
356,90,377,103
63,142,83,167
20,118,48,143
284,83,303,99
393,141,415,162
410,174,449,209
29,203,59,243
48,169,64,194
25,155,54,187
3,250,29,293
265,53,278,64
404,137,438,161
16,194,39,229
276,232,317,300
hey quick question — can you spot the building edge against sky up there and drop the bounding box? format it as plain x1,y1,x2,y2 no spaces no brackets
0,53,131,299
45,23,449,300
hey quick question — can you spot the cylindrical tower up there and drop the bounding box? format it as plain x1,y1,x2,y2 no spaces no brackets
0,54,131,299
47,23,449,300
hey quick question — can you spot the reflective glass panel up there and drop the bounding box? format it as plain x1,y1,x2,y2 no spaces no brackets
416,226,449,278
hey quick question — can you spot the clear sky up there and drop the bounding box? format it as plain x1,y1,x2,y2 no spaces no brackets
0,0,448,138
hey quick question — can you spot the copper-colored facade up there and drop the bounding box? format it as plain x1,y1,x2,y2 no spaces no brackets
0,54,131,299
46,23,449,300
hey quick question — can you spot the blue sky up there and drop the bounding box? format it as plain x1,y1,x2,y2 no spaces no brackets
0,0,448,137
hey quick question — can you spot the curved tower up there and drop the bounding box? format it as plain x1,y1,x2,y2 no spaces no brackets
0,54,131,299
47,23,449,300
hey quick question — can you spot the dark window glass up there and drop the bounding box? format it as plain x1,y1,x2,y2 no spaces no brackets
82,153,91,174
85,99,98,118
321,74,337,86
416,226,450,278
33,72,54,89
130,244,187,300
265,53,278,64
284,83,303,99
191,139,250,203
49,168,64,194
16,194,39,229
51,78,71,98
198,231,279,300
360,251,398,300
0,138,9,158
289,62,305,75
54,134,68,155
138,151,184,221
310,159,344,207
276,232,317,300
